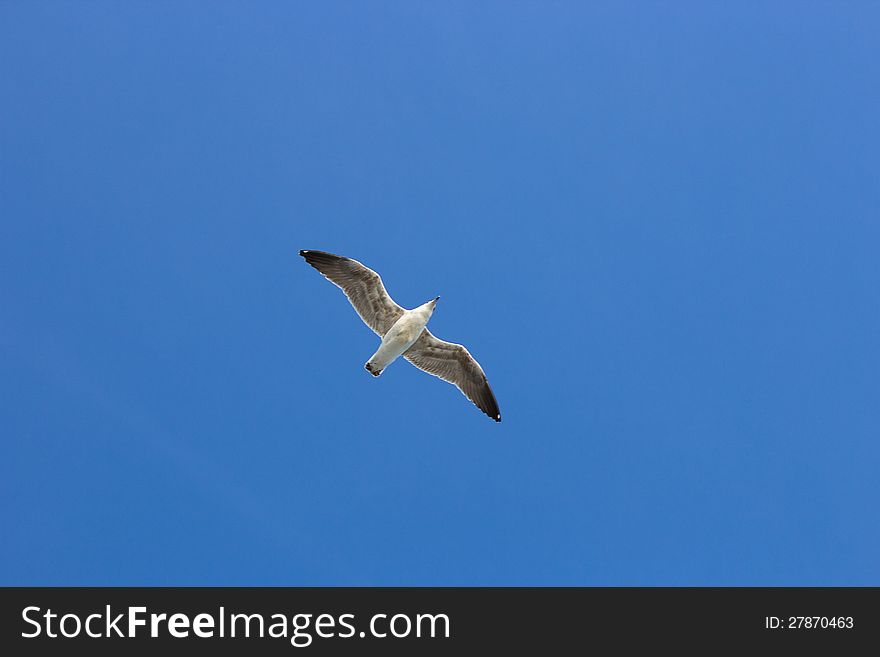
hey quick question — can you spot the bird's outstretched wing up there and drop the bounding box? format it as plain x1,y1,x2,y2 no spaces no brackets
300,250,405,336
404,329,501,422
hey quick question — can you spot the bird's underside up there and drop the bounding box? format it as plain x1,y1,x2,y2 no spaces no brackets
300,249,501,422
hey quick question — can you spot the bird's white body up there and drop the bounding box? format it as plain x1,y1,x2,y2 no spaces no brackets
365,300,436,376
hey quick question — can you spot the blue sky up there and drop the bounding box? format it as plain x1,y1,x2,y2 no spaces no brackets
1,3,878,585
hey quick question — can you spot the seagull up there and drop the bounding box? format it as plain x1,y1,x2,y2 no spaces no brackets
299,250,501,422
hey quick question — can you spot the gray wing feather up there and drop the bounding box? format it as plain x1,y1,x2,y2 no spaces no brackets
300,250,405,336
404,329,501,422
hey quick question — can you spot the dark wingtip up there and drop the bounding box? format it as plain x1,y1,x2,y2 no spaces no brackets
300,249,344,264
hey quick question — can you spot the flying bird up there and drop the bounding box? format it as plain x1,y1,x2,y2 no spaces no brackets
299,250,501,422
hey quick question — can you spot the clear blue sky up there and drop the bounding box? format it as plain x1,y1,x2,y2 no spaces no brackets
2,3,878,585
